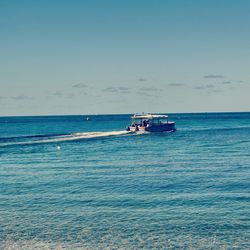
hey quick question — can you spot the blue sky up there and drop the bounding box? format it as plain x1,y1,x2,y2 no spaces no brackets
0,0,250,115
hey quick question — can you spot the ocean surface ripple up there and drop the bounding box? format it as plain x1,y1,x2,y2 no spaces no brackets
0,113,249,249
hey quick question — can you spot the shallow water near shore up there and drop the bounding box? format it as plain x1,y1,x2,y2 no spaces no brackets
0,113,250,249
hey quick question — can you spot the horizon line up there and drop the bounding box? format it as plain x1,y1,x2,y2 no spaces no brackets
1,111,250,118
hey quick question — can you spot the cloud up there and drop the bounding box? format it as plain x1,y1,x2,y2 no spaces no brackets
137,91,153,97
102,86,131,94
138,78,147,82
53,91,62,97
221,81,232,84
136,91,160,98
193,84,224,95
118,87,131,93
11,95,33,100
72,83,88,88
139,87,161,92
168,83,185,87
193,84,215,90
102,87,116,92
136,86,162,98
203,75,224,79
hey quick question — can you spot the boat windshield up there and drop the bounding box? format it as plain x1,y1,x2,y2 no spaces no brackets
132,116,168,125
148,117,168,125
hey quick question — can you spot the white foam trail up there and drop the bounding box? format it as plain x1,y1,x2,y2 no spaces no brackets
0,130,133,147
134,130,150,135
74,130,132,138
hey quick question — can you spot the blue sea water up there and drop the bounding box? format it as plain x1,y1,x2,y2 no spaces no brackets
0,113,249,249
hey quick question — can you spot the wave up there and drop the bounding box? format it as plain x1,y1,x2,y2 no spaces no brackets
0,130,133,147
179,125,250,133
0,133,68,142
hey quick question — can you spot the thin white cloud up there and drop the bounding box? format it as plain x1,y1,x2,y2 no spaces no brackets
204,75,224,79
136,91,160,98
72,83,88,88
11,95,33,100
138,78,147,82
168,83,185,87
221,81,232,84
194,84,215,90
139,87,161,92
53,92,62,97
102,86,131,94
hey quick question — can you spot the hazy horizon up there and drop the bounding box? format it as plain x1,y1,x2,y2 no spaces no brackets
1,111,250,118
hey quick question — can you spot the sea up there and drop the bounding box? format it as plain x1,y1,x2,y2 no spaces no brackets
0,113,249,249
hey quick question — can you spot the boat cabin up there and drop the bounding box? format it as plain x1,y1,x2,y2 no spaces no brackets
127,114,175,132
132,114,168,126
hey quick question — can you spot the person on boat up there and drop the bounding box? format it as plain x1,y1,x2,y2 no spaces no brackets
143,120,147,127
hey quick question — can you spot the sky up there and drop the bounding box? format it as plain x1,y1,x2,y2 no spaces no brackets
0,0,250,116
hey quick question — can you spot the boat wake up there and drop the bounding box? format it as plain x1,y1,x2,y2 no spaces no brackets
0,130,134,147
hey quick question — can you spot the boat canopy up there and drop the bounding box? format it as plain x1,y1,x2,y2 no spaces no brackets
132,114,168,120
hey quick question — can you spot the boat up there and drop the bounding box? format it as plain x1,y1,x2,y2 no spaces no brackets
127,114,176,132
